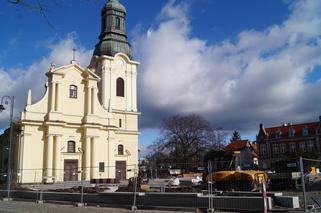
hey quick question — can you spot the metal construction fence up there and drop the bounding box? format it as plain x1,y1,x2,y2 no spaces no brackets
300,157,321,211
0,160,316,211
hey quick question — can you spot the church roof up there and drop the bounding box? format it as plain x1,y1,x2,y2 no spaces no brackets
49,62,100,81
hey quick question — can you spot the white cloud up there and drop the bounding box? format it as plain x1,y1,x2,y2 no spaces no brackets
0,34,92,128
133,0,321,131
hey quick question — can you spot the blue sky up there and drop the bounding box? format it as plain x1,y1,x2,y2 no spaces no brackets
1,0,290,68
1,0,321,154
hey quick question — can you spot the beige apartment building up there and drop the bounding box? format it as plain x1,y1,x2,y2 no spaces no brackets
0,0,140,184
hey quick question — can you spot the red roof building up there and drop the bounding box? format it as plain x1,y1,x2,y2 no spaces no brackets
256,116,321,170
224,140,258,169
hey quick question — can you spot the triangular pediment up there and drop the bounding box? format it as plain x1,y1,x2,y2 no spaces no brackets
49,62,100,81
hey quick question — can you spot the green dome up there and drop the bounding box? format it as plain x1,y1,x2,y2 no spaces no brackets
94,0,132,59
94,36,132,59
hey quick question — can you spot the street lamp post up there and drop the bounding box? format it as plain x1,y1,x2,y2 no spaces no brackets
0,96,14,201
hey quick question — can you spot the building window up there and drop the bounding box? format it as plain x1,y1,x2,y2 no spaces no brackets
303,126,309,136
300,142,306,152
99,162,105,172
67,141,76,153
118,144,124,155
275,129,282,139
115,17,121,30
307,141,314,152
290,143,296,153
119,119,122,128
280,143,287,153
116,78,124,97
288,128,295,137
69,85,77,99
272,143,279,155
260,144,267,155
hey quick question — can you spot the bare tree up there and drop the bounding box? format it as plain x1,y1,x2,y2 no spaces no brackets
6,0,56,28
146,139,168,166
6,0,97,28
158,114,215,166
212,127,228,150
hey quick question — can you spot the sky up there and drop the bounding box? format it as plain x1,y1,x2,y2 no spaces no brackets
1,0,321,155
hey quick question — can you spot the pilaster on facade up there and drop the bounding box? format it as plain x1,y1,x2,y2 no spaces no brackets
54,135,62,182
83,135,100,180
85,136,91,180
44,133,63,183
101,66,107,108
45,134,54,182
55,82,61,112
50,81,56,112
91,137,98,178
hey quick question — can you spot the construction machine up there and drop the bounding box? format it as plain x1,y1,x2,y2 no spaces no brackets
204,150,268,191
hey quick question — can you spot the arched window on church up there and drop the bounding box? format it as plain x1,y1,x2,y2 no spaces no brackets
69,85,77,99
67,141,76,153
116,78,124,97
115,17,121,30
118,145,124,155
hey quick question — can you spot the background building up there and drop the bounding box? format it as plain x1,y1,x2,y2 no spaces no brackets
257,116,321,170
0,0,140,184
224,140,258,169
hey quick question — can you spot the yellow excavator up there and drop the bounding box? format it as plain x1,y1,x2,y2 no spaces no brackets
204,150,268,191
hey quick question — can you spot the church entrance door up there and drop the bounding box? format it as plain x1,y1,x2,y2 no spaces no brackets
64,160,78,181
115,161,126,182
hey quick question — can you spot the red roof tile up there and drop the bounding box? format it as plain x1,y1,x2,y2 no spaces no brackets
264,122,318,139
225,140,258,158
251,143,258,157
224,140,250,152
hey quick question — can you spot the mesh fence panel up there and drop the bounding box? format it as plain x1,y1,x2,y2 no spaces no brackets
300,157,321,210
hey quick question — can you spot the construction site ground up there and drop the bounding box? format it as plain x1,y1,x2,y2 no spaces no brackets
0,200,235,213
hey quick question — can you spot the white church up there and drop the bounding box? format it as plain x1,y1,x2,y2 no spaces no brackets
1,0,140,183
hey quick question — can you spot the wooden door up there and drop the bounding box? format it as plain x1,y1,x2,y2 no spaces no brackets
115,161,126,182
64,160,78,181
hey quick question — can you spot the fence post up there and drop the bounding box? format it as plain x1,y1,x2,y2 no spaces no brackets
207,161,214,213
36,173,44,204
76,170,85,207
300,157,307,211
131,165,138,211
262,182,267,213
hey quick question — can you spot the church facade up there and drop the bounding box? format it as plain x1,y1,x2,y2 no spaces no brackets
1,0,140,184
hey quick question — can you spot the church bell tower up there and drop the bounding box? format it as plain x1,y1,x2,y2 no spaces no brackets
89,0,139,118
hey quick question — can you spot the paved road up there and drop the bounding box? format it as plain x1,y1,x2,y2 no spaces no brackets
0,200,194,213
